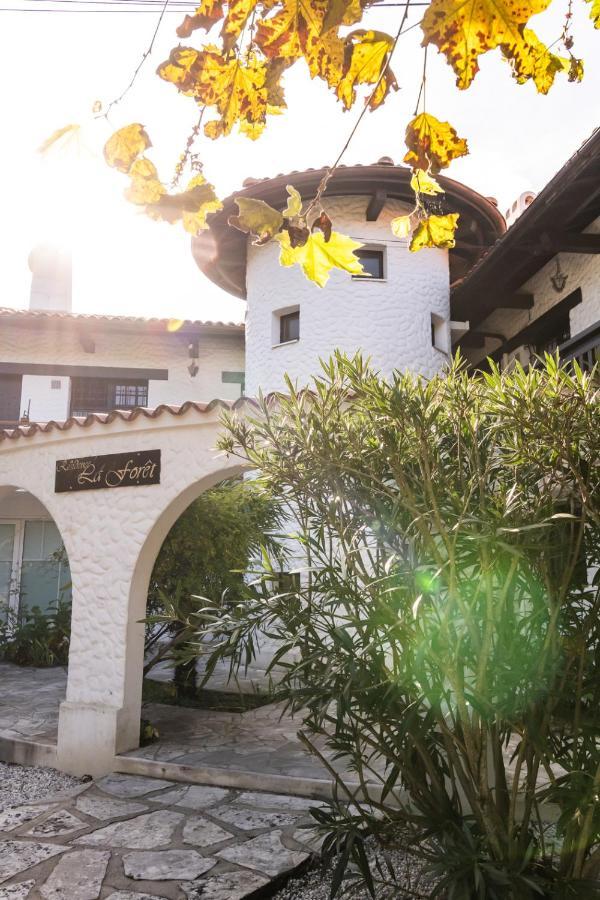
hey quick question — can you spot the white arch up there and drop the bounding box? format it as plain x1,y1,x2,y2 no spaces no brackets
0,405,247,775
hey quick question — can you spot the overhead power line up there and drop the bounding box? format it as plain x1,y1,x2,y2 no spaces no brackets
1,0,429,11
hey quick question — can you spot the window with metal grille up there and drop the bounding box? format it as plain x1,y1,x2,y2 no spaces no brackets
353,248,384,280
279,310,300,344
70,378,148,416
114,383,148,408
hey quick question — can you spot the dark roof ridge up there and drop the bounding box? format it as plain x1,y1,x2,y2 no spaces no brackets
451,127,600,310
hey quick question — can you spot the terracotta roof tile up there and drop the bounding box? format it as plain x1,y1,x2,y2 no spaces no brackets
0,398,257,443
0,306,244,331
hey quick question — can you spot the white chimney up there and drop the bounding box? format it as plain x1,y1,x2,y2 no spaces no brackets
28,244,72,312
504,191,536,227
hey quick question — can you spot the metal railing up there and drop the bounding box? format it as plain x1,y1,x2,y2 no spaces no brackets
558,321,600,371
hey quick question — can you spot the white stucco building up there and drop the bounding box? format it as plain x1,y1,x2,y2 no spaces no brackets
0,252,244,620
1,160,503,626
193,159,504,394
1,144,599,776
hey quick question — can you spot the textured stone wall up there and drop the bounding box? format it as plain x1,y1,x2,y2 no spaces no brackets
0,322,245,418
245,195,451,396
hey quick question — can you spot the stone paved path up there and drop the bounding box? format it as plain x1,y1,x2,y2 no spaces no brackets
0,772,323,899
0,664,352,785
0,665,63,743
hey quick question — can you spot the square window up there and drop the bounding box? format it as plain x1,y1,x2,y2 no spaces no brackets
431,313,448,353
353,248,384,280
279,310,300,344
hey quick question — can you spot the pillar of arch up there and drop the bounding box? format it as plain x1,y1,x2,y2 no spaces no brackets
0,404,246,776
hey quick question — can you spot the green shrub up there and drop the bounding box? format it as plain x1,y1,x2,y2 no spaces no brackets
0,600,71,667
202,353,600,898
144,478,284,697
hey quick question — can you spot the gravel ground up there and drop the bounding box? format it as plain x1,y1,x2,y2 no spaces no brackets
0,763,434,897
274,835,436,899
0,761,84,812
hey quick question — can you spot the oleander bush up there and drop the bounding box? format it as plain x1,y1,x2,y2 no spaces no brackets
196,353,600,898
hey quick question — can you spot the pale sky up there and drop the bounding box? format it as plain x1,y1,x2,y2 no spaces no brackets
1,0,599,324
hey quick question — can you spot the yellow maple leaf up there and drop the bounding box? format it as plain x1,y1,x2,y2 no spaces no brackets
229,196,284,243
585,0,600,26
409,213,460,252
404,113,468,174
156,47,202,92
177,0,225,37
183,197,224,235
283,185,303,217
277,230,364,287
421,0,552,90
146,174,222,233
322,0,364,31
37,124,80,155
125,157,166,205
104,124,151,173
502,29,578,93
410,169,444,196
221,0,260,50
391,215,413,238
255,0,344,89
158,46,269,139
336,30,398,110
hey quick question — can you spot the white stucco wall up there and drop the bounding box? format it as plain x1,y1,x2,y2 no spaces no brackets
21,374,71,422
0,408,246,774
0,320,245,421
245,196,451,396
466,216,600,362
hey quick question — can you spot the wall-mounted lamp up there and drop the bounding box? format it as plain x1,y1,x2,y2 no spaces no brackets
550,257,568,293
188,340,199,378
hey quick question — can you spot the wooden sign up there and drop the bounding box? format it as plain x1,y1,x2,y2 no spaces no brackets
55,450,161,493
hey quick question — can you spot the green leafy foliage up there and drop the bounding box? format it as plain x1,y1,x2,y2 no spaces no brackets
0,600,72,667
144,479,284,697
210,353,600,897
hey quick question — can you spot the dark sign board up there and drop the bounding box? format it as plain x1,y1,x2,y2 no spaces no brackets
55,450,161,493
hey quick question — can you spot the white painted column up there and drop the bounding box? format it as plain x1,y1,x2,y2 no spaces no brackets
56,503,150,777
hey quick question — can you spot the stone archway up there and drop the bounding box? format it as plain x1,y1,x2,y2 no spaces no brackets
0,403,246,776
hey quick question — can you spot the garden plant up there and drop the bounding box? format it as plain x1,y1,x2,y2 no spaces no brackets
144,477,284,698
189,353,600,898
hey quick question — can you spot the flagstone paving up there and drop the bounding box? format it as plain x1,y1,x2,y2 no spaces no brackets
0,663,352,785
0,772,324,899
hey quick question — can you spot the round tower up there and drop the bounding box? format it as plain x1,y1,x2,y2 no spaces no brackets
192,160,505,396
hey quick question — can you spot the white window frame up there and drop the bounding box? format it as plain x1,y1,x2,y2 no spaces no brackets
431,312,450,355
352,245,387,282
0,519,25,618
272,305,300,348
0,517,71,619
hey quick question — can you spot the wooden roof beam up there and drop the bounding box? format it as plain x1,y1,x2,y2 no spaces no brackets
460,332,486,348
497,293,534,309
542,230,600,254
366,190,387,221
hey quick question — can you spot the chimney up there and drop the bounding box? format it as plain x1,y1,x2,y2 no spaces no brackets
28,244,72,312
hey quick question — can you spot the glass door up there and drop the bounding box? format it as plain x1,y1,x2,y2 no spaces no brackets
20,521,72,614
0,523,16,618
